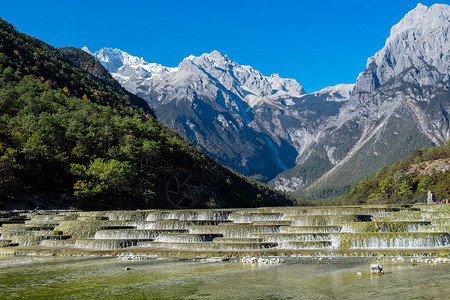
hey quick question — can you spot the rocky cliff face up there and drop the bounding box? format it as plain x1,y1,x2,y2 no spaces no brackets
370,4,448,87
273,3,450,197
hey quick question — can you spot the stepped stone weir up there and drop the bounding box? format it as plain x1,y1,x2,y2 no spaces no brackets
340,221,433,233
0,205,449,257
280,226,341,233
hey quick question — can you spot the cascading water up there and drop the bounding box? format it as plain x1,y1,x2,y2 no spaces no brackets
145,210,232,221
278,240,332,249
94,229,186,239
0,205,448,256
136,220,224,230
340,221,432,233
228,212,284,223
252,233,333,243
337,233,450,249
280,226,342,233
154,233,221,243
289,215,371,226
74,238,146,250
215,224,281,238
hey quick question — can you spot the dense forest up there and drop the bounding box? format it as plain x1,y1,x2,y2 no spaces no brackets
0,19,293,210
340,141,450,205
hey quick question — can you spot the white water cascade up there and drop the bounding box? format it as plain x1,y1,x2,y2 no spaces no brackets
0,205,449,255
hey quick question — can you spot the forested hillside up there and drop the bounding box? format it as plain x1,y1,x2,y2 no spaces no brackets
341,142,450,205
0,19,292,210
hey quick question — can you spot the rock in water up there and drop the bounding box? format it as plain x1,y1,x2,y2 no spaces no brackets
370,264,383,274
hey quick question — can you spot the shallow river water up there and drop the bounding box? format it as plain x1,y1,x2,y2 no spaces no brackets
0,256,449,299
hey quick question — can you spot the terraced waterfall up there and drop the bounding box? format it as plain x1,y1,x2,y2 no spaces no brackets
1,205,449,258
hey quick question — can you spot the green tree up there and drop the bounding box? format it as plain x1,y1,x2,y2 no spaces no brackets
417,176,435,193
379,177,392,196
73,158,136,197
398,182,411,196
0,145,22,196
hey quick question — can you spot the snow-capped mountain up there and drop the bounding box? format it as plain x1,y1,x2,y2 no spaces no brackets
91,47,177,75
88,47,178,96
88,47,318,181
86,3,449,195
92,48,305,107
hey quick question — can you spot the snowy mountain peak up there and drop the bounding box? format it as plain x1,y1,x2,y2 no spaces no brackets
81,46,92,54
175,50,304,99
206,49,228,60
269,73,282,80
184,54,196,61
313,83,355,102
89,46,306,109
93,48,144,73
190,50,232,71
93,47,177,81
267,73,304,97
389,3,447,37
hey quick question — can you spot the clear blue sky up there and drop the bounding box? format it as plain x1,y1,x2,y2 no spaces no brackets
1,1,442,92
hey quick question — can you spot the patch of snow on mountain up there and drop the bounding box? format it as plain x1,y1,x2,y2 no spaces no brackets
94,47,178,78
81,46,92,55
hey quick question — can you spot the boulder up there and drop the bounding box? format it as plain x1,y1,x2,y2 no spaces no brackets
370,264,383,274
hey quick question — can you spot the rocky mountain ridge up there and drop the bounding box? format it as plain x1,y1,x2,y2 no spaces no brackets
88,48,349,181
273,3,449,198
87,3,449,196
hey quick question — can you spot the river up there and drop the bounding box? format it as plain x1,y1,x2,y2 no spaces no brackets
0,256,448,299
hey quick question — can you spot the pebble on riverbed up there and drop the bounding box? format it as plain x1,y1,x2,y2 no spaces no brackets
117,254,158,261
195,257,231,263
377,257,449,264
241,257,285,264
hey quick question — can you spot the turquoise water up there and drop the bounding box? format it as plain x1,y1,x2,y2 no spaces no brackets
0,256,449,299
